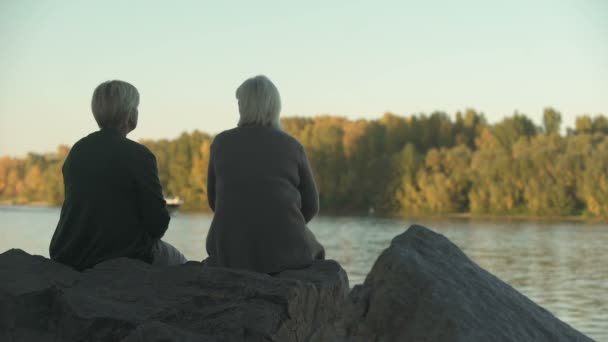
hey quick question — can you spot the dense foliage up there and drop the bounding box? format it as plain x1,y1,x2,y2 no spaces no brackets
2,108,608,218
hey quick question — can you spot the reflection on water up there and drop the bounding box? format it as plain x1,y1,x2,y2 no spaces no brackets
1,206,606,340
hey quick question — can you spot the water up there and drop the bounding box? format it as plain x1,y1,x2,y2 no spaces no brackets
1,206,606,340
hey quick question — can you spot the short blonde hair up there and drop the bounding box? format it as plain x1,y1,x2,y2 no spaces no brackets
91,80,140,130
236,75,281,128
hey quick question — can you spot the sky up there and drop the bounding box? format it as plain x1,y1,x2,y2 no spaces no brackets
1,0,607,156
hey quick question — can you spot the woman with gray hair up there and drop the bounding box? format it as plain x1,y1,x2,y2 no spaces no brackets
205,75,325,273
49,80,186,271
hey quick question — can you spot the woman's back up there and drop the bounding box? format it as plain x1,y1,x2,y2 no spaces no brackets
50,129,169,270
206,125,322,273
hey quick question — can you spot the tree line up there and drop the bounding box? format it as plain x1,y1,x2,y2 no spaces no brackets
1,108,607,218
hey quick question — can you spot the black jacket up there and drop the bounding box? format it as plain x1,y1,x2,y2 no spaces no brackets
206,125,324,273
49,128,169,270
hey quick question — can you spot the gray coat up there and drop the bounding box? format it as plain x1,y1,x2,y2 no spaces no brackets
206,125,324,273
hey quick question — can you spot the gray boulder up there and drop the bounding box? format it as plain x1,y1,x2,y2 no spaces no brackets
344,224,592,342
0,249,348,342
0,225,594,341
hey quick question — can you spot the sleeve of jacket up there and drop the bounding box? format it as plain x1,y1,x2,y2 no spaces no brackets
298,144,319,223
207,142,217,212
134,146,170,239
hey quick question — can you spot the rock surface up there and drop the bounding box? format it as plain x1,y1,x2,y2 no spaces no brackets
344,224,592,342
0,225,593,341
0,250,348,342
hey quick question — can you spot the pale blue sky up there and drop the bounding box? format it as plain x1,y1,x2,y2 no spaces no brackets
1,0,607,156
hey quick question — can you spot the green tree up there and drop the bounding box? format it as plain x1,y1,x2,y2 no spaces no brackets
579,137,608,216
542,107,562,135
492,112,538,150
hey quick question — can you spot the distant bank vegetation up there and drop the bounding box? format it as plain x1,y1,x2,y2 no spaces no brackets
1,108,607,218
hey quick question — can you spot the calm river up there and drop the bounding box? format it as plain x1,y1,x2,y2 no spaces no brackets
1,206,606,340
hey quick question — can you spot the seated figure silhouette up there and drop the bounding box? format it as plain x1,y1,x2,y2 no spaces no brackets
49,80,186,271
205,75,325,274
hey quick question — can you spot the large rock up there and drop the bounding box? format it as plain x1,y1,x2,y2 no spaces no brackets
0,225,594,341
344,225,592,342
0,249,348,342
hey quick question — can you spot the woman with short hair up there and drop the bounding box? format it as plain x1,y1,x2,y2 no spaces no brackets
206,75,325,274
49,80,186,270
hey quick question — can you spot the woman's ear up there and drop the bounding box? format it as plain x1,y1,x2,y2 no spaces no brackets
127,108,138,132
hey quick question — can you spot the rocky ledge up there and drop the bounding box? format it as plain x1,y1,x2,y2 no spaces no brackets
0,225,592,342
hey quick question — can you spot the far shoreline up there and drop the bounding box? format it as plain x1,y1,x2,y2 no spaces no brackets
2,202,607,224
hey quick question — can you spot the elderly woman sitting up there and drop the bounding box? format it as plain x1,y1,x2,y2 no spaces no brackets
205,75,325,274
49,80,186,271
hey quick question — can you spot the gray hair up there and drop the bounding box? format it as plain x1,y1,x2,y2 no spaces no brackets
91,80,140,131
236,75,281,128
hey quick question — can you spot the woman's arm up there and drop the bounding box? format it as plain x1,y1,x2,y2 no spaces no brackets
298,146,319,223
207,144,216,212
135,148,170,239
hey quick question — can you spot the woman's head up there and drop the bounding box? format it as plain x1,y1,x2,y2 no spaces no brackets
236,75,281,129
91,80,140,134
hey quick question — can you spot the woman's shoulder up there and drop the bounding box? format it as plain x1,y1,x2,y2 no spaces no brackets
213,126,303,149
275,130,305,150
121,139,156,163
